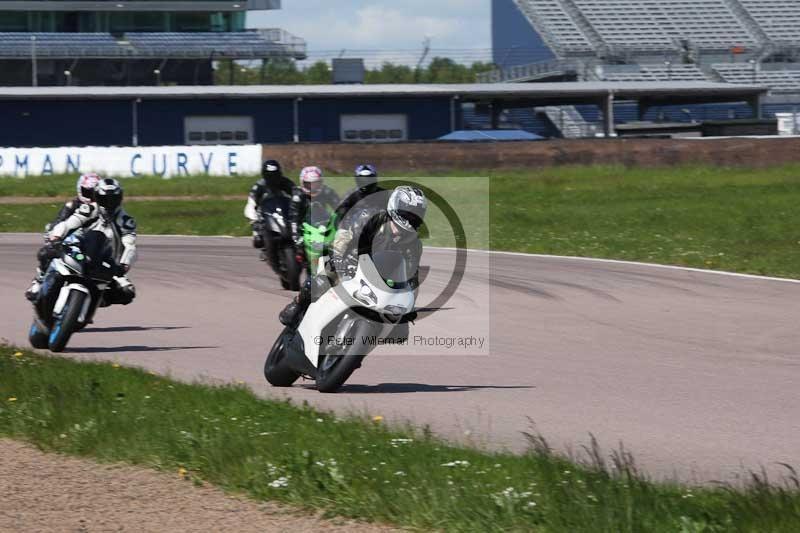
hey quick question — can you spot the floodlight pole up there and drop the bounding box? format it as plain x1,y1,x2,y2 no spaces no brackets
31,36,38,87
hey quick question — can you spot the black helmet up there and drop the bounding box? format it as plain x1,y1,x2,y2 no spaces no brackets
387,186,426,232
261,159,282,182
94,178,123,214
354,164,378,190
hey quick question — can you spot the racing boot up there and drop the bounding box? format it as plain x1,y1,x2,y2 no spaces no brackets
279,280,312,327
24,268,44,302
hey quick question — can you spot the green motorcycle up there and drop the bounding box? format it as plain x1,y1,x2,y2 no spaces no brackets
302,203,337,275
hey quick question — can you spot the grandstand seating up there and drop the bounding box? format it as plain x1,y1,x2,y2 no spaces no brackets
0,33,123,58
739,0,800,44
0,30,304,59
517,0,761,57
513,0,595,54
570,0,679,52
598,63,709,81
712,63,800,93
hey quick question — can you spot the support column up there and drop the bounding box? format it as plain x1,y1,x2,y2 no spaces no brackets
132,98,140,147
748,94,764,119
293,97,302,143
602,92,616,137
638,99,650,121
450,95,460,132
490,100,501,129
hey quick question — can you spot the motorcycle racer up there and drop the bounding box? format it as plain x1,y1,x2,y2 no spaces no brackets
244,159,295,250
48,173,102,231
332,164,386,228
288,166,341,260
279,185,426,327
44,178,137,307
25,173,101,301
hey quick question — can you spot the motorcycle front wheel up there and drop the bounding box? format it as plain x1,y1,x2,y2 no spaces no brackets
48,291,87,352
280,247,301,291
315,318,372,393
264,326,301,387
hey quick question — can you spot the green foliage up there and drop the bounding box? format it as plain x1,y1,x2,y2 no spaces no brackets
1,346,799,532
213,57,495,85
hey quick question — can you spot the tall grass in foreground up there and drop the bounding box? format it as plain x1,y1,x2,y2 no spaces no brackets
2,346,799,532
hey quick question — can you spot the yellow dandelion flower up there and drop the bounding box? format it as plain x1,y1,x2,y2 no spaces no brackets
372,415,384,423
13,352,23,357
178,467,188,478
7,397,17,402
112,363,121,368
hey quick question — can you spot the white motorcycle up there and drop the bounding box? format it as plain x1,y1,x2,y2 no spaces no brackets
264,250,416,393
28,231,123,352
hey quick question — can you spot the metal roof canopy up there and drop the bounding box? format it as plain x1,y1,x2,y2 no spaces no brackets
0,82,766,101
0,1,280,11
0,81,768,137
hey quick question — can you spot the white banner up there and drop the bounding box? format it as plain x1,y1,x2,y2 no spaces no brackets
0,145,262,178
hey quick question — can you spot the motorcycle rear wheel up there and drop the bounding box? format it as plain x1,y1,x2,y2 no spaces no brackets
28,318,50,349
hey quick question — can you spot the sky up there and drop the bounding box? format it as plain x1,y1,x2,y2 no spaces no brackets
247,0,491,66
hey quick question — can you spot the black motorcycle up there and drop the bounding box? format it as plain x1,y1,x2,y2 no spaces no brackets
258,195,301,291
28,231,121,352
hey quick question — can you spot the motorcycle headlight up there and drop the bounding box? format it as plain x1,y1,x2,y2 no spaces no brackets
352,280,378,306
384,305,407,316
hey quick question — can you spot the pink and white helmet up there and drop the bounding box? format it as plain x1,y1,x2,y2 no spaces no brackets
76,173,101,204
299,166,323,197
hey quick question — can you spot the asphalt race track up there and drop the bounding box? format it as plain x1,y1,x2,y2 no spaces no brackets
2,233,799,483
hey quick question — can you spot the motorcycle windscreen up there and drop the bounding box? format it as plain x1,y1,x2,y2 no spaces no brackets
306,201,332,227
80,230,116,278
259,195,290,216
370,250,410,289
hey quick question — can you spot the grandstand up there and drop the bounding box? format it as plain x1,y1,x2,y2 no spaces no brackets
485,0,800,137
0,1,306,86
489,0,800,80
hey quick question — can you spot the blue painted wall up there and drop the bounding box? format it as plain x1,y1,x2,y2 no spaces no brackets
0,96,456,147
492,0,555,67
0,100,132,147
299,97,456,142
138,98,295,145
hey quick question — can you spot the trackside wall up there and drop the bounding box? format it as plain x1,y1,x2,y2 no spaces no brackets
261,137,800,173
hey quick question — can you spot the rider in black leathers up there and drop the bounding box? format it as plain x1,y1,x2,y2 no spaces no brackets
279,185,426,327
244,159,295,252
331,164,386,227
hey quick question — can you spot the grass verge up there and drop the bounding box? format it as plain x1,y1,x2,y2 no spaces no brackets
3,165,800,277
2,345,800,532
